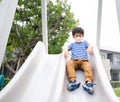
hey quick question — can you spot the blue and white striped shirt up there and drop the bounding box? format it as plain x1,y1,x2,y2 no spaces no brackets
68,40,89,59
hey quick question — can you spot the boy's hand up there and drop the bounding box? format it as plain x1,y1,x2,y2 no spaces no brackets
86,46,93,55
64,51,69,58
64,47,69,58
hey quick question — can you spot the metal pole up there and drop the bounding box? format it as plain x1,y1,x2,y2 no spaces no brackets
115,0,120,33
96,0,102,50
0,0,18,67
41,0,48,53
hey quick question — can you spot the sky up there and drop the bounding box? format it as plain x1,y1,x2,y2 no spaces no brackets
67,0,120,51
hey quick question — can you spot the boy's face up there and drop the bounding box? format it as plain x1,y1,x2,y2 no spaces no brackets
73,33,84,42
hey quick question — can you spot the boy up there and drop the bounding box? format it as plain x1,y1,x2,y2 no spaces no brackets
64,27,94,94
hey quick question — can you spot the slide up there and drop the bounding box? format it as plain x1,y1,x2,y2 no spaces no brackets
0,41,119,102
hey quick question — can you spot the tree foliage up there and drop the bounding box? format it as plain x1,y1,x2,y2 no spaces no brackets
4,0,79,77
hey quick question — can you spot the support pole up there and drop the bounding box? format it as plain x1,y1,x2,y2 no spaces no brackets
115,0,120,33
0,0,18,67
41,0,48,53
96,0,102,50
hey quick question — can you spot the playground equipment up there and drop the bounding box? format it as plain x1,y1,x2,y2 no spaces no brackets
0,0,119,102
0,42,119,102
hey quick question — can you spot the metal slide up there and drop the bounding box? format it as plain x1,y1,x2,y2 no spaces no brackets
0,41,119,102
0,0,18,67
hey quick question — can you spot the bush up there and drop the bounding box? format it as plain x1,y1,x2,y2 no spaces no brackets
114,88,120,97
111,81,120,88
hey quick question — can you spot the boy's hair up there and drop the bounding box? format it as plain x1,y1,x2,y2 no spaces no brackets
72,27,84,36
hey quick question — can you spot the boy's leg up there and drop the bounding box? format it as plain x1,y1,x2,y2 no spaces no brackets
81,60,93,82
66,59,80,91
81,60,94,94
66,59,76,81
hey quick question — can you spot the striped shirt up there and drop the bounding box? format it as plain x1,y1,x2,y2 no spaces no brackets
68,40,89,59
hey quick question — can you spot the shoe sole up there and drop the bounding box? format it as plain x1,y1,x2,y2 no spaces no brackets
67,83,80,91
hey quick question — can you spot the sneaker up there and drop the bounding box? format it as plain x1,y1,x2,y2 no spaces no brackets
82,82,94,95
67,80,80,91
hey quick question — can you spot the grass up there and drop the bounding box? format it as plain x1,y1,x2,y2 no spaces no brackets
114,88,120,97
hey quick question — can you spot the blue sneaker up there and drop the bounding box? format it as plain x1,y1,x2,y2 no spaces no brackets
82,82,94,95
67,80,80,91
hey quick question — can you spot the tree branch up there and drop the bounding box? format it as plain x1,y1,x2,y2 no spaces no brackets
4,62,16,74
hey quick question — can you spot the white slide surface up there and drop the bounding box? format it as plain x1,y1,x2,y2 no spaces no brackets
0,0,18,66
0,41,119,102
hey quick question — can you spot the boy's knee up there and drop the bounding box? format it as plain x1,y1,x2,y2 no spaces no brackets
66,60,73,65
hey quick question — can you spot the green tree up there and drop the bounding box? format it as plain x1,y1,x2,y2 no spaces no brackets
4,0,79,76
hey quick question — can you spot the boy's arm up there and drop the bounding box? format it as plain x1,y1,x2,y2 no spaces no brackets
64,46,69,58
